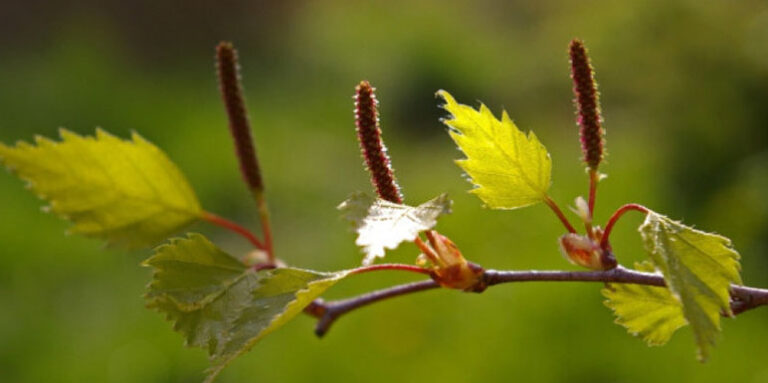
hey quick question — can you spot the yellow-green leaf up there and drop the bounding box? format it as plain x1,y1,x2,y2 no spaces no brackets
0,129,202,248
603,261,688,346
144,233,349,383
639,211,741,361
437,90,552,209
338,192,451,265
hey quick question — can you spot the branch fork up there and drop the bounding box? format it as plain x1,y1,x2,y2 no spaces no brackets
305,263,768,337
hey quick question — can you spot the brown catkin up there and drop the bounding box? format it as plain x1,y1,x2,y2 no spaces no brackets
354,81,403,204
216,42,264,193
569,39,605,171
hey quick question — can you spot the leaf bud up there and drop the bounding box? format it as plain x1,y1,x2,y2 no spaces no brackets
559,229,616,270
419,230,485,291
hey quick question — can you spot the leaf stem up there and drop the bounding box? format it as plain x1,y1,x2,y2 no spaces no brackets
255,195,274,262
349,263,432,276
307,265,768,337
201,211,265,251
414,237,439,264
600,203,649,248
544,196,577,233
588,169,598,217
584,170,599,237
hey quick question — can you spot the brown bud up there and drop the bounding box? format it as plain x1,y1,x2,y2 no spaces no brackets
420,230,484,291
569,39,605,171
354,81,403,203
558,229,616,270
216,42,264,195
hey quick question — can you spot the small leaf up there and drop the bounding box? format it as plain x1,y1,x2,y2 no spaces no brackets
144,233,348,383
0,129,202,248
639,211,741,361
438,90,552,209
603,262,687,346
337,192,377,226
339,193,451,265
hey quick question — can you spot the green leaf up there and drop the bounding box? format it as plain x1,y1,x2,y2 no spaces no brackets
603,261,688,346
639,211,741,361
144,233,348,383
339,192,451,265
0,129,202,248
437,90,552,209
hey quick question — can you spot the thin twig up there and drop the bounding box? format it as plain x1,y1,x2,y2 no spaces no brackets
601,203,649,247
256,197,274,260
201,211,265,250
306,280,440,337
544,196,577,234
306,265,768,337
350,263,432,276
588,169,598,218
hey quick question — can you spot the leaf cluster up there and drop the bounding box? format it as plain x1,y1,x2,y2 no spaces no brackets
0,40,760,381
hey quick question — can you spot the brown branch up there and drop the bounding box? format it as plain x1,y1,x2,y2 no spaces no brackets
306,265,768,337
306,280,440,337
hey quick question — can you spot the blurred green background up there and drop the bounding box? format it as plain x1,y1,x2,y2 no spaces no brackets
1,1,767,382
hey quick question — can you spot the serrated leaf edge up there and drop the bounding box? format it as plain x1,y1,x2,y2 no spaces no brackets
0,128,203,247
203,269,350,383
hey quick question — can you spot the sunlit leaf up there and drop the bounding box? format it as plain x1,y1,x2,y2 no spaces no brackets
339,192,451,265
639,211,741,361
437,90,552,209
0,129,202,248
603,261,687,346
144,233,349,383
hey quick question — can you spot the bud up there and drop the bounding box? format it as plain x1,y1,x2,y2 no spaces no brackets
558,228,616,270
570,196,591,224
242,249,286,268
216,42,264,195
569,39,605,171
355,81,403,204
419,230,485,291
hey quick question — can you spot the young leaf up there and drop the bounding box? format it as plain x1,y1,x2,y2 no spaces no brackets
639,211,742,361
437,90,552,209
603,262,688,346
0,129,202,248
144,233,348,383
339,192,451,265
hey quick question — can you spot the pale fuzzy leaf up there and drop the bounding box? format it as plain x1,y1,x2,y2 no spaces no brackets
339,193,451,265
438,90,552,209
603,262,688,346
640,211,742,361
0,129,202,248
144,234,349,382
337,192,376,227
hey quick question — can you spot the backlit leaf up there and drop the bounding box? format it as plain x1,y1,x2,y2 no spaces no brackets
438,90,552,209
339,192,451,265
603,261,687,346
144,233,348,383
0,129,202,248
639,211,741,361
